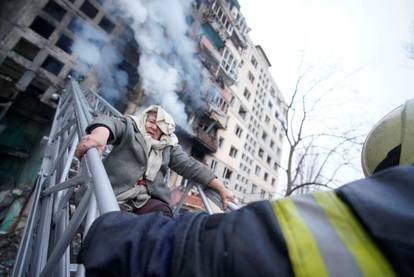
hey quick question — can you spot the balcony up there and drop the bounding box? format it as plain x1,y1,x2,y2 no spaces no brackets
230,26,248,49
199,35,221,76
203,86,230,129
203,12,229,42
194,127,218,153
216,64,238,86
206,102,228,129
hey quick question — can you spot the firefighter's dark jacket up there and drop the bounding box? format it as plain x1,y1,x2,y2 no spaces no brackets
78,165,414,277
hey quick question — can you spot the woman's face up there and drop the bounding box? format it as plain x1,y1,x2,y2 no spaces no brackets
145,113,162,140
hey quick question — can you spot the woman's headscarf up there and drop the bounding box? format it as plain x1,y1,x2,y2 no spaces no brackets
128,105,178,181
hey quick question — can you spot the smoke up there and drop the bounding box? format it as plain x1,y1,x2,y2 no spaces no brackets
111,0,206,129
71,22,128,104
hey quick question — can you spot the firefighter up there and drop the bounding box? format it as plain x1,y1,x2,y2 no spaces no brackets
78,100,414,277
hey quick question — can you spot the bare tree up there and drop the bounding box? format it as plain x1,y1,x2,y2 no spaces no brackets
276,56,363,196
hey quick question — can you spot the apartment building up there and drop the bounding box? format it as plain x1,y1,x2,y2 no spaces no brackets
192,0,287,205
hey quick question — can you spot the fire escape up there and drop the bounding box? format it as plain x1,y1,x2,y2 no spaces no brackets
10,79,237,277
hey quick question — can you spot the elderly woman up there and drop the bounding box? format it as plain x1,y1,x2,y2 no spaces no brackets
75,105,233,217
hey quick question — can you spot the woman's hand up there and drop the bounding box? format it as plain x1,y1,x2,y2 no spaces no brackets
207,178,235,209
75,126,110,158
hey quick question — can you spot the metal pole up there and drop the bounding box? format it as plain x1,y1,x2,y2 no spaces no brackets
71,80,119,213
39,189,92,277
196,184,214,214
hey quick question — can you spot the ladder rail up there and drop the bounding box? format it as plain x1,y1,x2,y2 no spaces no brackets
12,78,238,277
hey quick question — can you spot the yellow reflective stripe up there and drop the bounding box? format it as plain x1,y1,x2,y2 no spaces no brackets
272,198,328,277
312,191,396,277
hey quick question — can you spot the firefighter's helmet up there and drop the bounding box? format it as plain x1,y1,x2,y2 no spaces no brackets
361,99,414,176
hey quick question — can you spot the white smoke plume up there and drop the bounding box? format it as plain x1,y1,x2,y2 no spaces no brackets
71,22,128,104
110,0,205,129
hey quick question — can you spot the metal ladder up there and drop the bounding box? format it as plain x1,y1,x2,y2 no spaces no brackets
11,79,236,277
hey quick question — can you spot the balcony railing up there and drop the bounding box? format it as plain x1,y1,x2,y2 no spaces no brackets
195,127,218,152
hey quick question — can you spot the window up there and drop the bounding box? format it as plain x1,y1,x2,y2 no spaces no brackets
55,34,73,54
269,193,273,200
41,55,64,75
264,172,268,181
30,17,55,39
235,125,243,137
229,146,238,158
222,167,233,180
218,136,224,148
251,55,258,68
248,71,255,84
266,156,271,165
265,116,270,124
272,125,277,134
255,165,261,176
261,189,266,199
258,148,264,158
238,106,247,120
243,88,251,100
251,184,257,194
270,140,275,149
268,101,273,109
221,48,238,77
210,159,217,173
271,178,276,187
262,131,267,141
277,147,282,156
279,133,283,141
80,0,98,19
43,1,67,21
98,16,115,33
12,38,40,61
273,162,278,170
275,111,280,119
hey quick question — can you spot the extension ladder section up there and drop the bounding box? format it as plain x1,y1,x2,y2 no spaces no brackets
11,79,236,277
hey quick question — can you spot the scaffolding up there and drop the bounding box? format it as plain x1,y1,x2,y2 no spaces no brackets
11,79,237,277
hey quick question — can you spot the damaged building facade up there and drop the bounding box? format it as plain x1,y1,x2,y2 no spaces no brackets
192,0,286,204
0,0,286,216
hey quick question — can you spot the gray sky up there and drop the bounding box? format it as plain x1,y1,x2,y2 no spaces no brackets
239,0,414,183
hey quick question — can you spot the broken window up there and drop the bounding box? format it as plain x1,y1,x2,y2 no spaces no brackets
67,17,82,33
30,16,55,39
80,0,99,19
41,55,64,75
55,33,73,54
43,1,67,21
98,16,115,34
12,38,40,61
0,58,26,82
